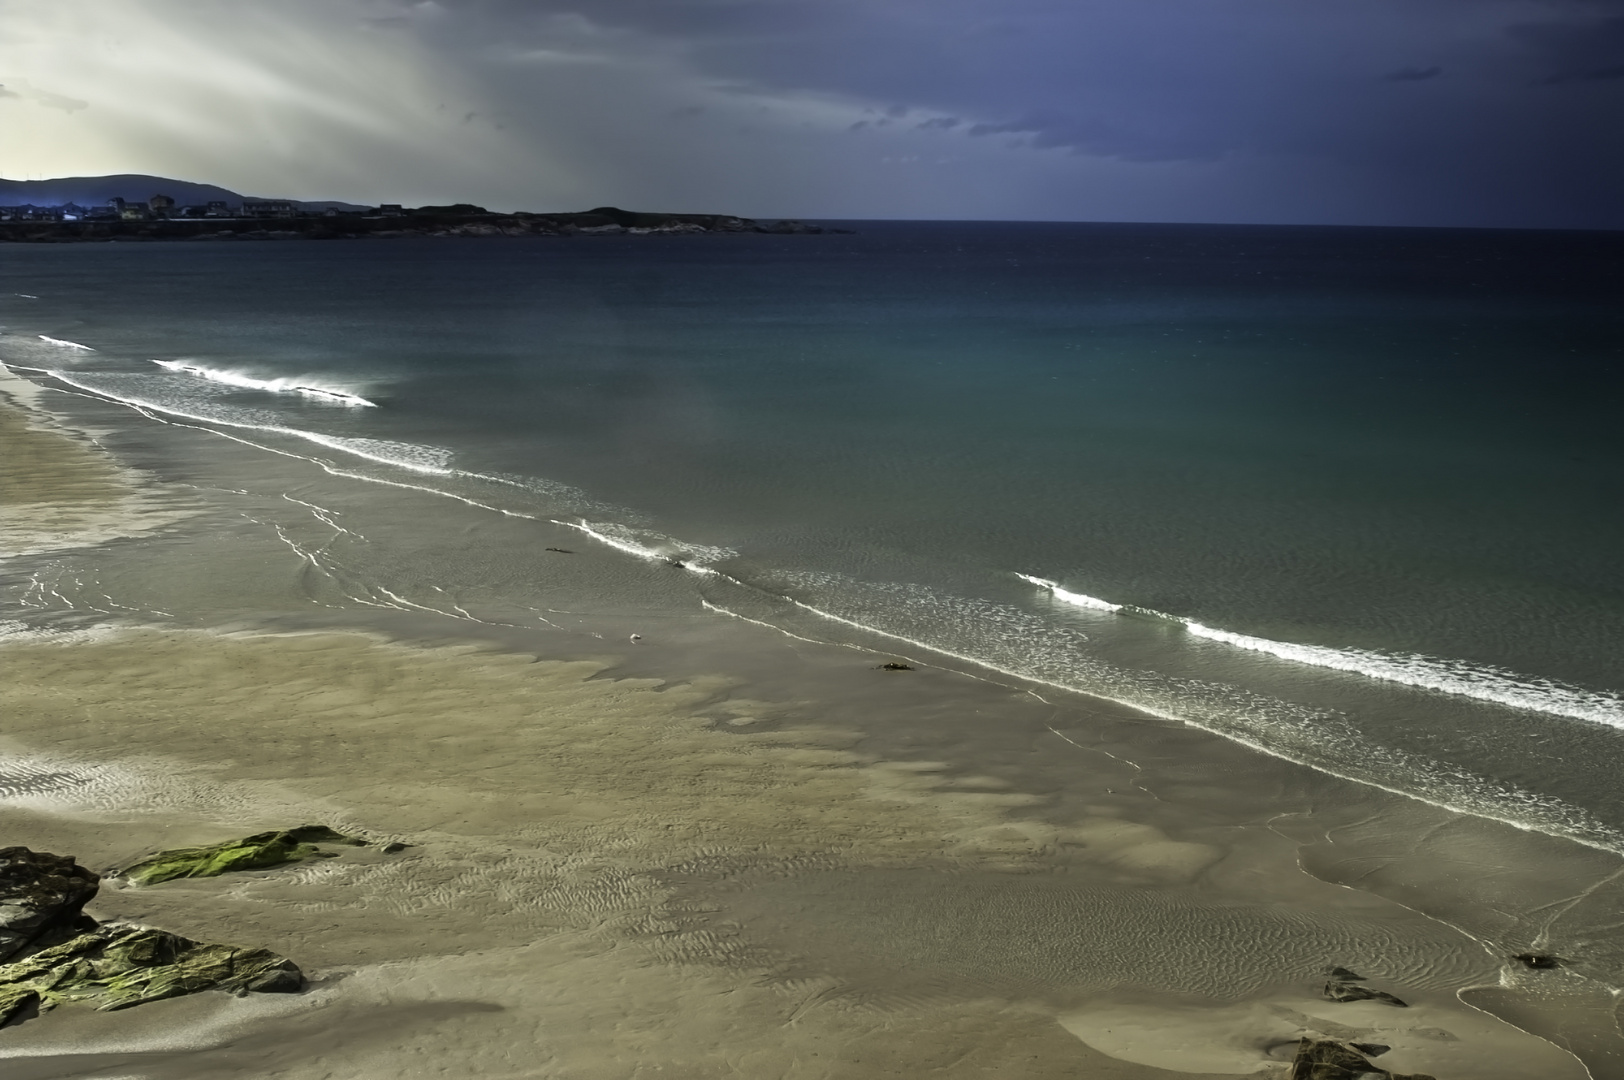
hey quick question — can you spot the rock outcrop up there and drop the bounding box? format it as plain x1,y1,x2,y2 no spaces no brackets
1290,1037,1435,1079
120,824,366,885
0,924,301,1022
0,847,100,962
0,847,304,1027
1322,966,1407,1007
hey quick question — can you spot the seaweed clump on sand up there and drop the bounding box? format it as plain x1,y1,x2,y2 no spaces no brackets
0,847,302,1026
1290,1037,1435,1079
0,924,301,1022
119,824,369,884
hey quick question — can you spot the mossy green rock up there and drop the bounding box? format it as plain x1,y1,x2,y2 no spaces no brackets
0,924,302,1014
121,825,365,884
1290,1038,1435,1080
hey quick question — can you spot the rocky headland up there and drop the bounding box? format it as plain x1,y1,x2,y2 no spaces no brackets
0,204,846,243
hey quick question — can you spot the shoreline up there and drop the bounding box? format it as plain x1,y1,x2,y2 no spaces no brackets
0,209,845,244
0,390,1617,1077
0,370,192,560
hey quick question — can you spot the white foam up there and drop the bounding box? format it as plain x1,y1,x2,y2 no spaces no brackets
44,370,451,475
150,359,376,407
1019,573,1624,728
555,520,733,571
1183,621,1624,728
1016,573,1123,612
37,335,93,351
737,570,1624,853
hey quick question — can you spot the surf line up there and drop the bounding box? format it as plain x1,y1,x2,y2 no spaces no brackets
549,520,730,572
1016,573,1624,729
37,335,94,351
717,576,1624,855
149,359,377,407
40,369,445,474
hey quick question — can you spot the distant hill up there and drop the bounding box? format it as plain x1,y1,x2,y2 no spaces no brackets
0,174,367,211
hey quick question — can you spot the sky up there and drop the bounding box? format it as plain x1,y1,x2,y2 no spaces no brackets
2,0,1620,228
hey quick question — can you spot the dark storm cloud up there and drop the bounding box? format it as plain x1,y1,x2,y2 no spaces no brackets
1507,10,1624,83
1384,66,1444,81
1540,63,1624,82
386,1,1620,162
12,0,1621,227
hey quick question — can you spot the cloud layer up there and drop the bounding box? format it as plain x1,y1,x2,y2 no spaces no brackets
2,0,1619,226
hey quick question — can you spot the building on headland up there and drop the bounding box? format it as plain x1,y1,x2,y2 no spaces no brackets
148,193,175,215
241,199,298,219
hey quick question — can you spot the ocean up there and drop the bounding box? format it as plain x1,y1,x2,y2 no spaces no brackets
6,222,1621,844
3,223,1624,1065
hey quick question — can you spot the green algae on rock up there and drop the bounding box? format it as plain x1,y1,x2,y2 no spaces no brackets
0,923,302,1016
1290,1038,1435,1080
120,825,368,884
1,847,305,1026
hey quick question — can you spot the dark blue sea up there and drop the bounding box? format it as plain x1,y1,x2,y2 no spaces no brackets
3,222,1622,856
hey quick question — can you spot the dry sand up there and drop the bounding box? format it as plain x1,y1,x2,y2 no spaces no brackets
0,627,1585,1079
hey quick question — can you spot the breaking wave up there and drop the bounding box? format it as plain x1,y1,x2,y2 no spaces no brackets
37,335,94,351
557,520,734,571
1017,574,1624,729
41,369,450,475
149,359,377,407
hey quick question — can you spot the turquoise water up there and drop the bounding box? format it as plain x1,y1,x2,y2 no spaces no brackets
3,221,1622,851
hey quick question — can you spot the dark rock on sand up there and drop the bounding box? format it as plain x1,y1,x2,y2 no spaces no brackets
878,662,914,671
1323,965,1407,1006
0,924,302,1015
1514,951,1564,969
545,547,574,553
1290,1038,1434,1079
1,849,304,1025
0,848,100,962
1351,1042,1392,1056
120,824,367,885
1324,980,1408,1007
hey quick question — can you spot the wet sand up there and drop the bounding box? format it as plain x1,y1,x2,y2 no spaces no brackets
0,372,188,559
0,393,1606,1078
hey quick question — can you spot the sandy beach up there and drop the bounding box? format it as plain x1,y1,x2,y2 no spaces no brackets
2,387,1612,1079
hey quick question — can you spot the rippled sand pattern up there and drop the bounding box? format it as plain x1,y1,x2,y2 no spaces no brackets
698,868,1497,1003
0,628,1581,1079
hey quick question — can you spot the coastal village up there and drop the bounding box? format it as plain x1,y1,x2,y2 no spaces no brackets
0,191,836,240
0,192,325,222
